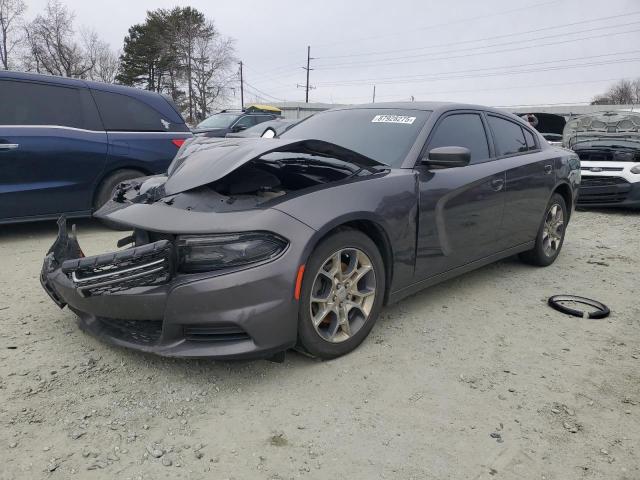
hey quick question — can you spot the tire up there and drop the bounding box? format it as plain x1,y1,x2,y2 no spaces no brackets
94,169,143,230
519,193,567,266
297,228,385,359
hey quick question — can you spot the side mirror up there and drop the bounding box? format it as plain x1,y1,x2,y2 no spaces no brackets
261,127,276,138
423,146,471,168
232,124,247,132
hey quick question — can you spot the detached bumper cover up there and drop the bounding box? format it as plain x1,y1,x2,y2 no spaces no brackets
40,217,300,359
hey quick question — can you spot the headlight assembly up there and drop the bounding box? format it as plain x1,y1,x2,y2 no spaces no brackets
631,164,640,174
177,232,288,273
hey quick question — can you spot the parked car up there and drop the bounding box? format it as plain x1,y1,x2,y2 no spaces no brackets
193,105,281,138
226,117,297,138
518,112,566,146
41,102,580,361
564,111,640,208
0,71,192,225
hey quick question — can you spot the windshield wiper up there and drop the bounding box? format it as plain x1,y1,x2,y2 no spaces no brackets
258,156,383,174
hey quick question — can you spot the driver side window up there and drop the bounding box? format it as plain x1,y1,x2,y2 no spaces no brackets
428,113,490,164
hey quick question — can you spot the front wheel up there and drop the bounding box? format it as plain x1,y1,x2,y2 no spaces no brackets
519,193,567,266
297,229,385,359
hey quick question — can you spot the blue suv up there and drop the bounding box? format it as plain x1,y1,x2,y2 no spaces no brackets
0,71,192,225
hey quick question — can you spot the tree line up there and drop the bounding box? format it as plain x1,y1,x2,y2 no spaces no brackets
0,0,237,123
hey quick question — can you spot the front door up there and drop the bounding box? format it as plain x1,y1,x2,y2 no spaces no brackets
414,111,506,280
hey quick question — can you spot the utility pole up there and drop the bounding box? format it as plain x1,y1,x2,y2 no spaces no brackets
372,85,376,103
302,46,314,103
239,61,244,110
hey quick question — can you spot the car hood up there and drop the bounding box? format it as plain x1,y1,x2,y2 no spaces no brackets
163,137,385,196
564,111,640,147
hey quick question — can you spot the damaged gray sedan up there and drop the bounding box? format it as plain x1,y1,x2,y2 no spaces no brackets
41,102,580,360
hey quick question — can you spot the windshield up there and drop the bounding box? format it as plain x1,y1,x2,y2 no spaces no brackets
196,113,240,129
281,108,430,166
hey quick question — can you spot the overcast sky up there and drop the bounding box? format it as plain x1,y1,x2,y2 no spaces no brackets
26,0,640,107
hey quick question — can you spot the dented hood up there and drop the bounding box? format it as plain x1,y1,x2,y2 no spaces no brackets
164,137,384,195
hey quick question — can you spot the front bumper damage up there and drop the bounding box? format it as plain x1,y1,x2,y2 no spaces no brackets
40,216,302,360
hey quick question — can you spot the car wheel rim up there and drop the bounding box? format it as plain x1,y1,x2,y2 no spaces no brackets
542,203,564,257
309,248,377,343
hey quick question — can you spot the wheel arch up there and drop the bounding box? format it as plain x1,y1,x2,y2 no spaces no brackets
91,166,151,208
552,181,573,219
302,215,394,305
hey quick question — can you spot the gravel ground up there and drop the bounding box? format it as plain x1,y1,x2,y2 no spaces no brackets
1,210,639,480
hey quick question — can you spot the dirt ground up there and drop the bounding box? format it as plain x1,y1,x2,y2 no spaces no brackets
1,209,639,480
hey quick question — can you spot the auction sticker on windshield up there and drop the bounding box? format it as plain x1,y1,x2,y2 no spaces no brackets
371,115,416,124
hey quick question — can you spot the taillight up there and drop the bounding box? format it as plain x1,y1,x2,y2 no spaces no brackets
172,139,185,148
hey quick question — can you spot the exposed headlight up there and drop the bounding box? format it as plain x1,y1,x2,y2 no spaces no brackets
631,164,640,174
177,233,288,273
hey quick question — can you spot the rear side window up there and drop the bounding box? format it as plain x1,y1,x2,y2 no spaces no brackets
428,113,490,163
92,90,176,132
523,128,538,150
255,115,275,125
488,115,527,156
0,80,102,130
234,116,257,129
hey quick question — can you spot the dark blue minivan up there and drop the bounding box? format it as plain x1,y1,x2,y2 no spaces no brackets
0,72,192,224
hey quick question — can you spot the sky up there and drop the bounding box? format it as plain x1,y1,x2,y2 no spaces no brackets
25,0,640,108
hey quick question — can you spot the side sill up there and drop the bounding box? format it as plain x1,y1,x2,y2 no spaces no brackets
387,242,535,304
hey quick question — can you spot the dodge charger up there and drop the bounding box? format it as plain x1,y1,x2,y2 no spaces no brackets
41,102,580,360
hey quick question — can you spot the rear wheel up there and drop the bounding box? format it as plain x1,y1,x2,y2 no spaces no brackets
297,229,385,359
519,193,567,266
94,169,143,230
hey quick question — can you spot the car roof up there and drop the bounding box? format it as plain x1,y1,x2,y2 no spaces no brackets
328,101,523,121
0,70,185,124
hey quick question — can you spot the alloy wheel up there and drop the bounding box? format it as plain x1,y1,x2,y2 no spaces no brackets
542,203,564,257
309,248,377,343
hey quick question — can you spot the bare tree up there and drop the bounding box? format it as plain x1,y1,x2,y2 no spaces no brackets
605,79,634,105
23,0,96,77
591,79,640,105
84,30,119,83
0,0,26,69
192,30,235,121
632,78,640,104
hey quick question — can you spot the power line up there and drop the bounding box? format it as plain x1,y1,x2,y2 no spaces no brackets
241,63,293,89
314,50,640,87
317,22,640,70
317,10,640,61
312,0,563,49
367,76,636,102
242,81,287,102
314,21,640,70
234,1,567,82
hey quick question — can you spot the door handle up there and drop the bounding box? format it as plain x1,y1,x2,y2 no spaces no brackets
490,178,504,191
544,164,553,174
0,144,19,151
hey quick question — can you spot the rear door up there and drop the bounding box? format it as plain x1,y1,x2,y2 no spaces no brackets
415,111,506,280
90,89,191,175
0,79,107,220
485,114,556,248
